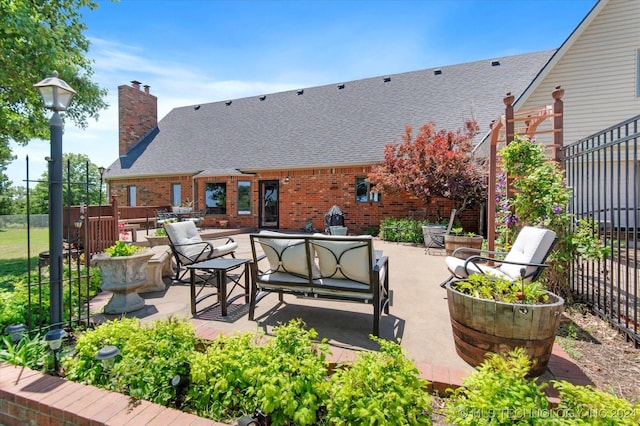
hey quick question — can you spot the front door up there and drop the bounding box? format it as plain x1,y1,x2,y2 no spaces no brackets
259,180,279,228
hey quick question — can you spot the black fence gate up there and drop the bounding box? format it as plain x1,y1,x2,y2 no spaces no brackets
562,114,640,346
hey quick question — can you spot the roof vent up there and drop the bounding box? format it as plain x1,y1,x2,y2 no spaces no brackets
225,100,232,106
337,83,345,89
297,89,304,95
194,105,201,110
491,60,500,66
383,76,391,82
434,69,442,75
259,95,266,101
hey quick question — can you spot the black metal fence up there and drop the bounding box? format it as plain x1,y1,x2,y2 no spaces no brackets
563,114,640,346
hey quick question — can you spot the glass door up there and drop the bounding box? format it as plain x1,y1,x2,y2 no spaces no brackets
259,180,279,228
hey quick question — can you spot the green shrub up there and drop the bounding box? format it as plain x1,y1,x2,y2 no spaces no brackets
188,319,330,425
379,217,425,243
451,274,549,304
552,380,640,425
445,348,549,425
326,336,432,425
63,316,197,406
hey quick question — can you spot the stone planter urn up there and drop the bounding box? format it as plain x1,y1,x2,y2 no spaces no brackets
145,235,170,247
93,250,154,314
444,281,564,376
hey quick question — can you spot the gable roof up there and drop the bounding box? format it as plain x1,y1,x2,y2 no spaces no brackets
106,50,555,179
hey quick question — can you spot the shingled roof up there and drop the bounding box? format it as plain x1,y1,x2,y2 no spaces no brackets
107,50,555,179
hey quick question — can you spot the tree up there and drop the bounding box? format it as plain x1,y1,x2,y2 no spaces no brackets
29,153,103,214
368,121,487,218
0,0,108,182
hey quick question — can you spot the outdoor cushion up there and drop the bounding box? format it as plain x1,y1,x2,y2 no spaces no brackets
165,221,237,265
312,235,373,284
256,231,320,278
499,227,557,279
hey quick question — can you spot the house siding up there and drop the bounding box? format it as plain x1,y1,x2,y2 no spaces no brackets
109,166,479,234
519,0,640,146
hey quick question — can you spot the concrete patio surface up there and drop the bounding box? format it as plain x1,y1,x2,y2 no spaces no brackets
90,228,593,393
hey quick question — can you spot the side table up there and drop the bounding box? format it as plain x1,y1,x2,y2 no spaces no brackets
186,257,251,316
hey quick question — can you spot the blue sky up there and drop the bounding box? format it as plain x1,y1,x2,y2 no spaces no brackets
7,0,598,185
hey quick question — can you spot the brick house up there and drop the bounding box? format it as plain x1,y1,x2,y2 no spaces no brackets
104,51,554,233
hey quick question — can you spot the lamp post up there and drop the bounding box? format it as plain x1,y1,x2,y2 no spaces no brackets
34,71,76,329
44,328,67,374
97,166,106,253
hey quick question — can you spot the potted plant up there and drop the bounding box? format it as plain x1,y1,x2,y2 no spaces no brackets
444,226,483,256
92,241,154,314
145,226,170,247
444,273,564,376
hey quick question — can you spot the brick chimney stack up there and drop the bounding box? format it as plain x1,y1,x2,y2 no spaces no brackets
118,81,158,156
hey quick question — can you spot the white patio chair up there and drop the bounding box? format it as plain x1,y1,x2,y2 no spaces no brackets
441,226,557,287
164,221,237,281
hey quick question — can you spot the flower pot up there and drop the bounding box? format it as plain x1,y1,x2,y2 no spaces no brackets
145,235,170,247
93,250,154,314
444,234,483,256
422,225,446,249
444,281,564,376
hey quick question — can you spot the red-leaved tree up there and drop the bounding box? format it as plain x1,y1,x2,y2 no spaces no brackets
368,121,487,218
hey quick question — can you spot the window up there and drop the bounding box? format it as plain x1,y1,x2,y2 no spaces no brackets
205,182,227,214
128,185,137,206
356,177,380,203
238,181,251,215
172,183,181,206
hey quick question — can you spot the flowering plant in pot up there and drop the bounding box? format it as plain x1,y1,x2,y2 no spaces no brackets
93,241,153,314
445,272,564,376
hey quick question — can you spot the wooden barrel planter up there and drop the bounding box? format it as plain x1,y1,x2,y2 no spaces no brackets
445,282,564,376
444,234,483,256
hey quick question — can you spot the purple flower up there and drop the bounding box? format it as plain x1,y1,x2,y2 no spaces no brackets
552,205,563,215
504,213,519,227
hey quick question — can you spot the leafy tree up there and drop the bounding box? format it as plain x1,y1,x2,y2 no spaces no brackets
29,153,103,214
0,0,108,186
368,121,487,218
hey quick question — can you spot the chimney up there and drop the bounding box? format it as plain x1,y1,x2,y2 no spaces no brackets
118,81,158,156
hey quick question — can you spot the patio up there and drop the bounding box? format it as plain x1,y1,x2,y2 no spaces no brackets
93,229,590,389
0,229,595,425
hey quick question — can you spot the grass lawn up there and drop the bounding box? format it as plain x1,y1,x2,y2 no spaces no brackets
0,228,49,290
0,228,49,260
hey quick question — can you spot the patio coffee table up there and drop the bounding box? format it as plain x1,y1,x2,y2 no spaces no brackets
186,257,251,316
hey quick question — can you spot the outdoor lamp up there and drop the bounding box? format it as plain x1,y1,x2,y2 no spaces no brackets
74,219,83,229
4,323,26,343
34,71,76,112
45,328,67,374
96,345,120,370
34,71,76,328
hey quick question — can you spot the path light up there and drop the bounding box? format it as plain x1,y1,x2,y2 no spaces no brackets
96,345,120,370
238,409,269,426
171,361,190,408
44,328,68,374
34,71,76,328
4,324,26,343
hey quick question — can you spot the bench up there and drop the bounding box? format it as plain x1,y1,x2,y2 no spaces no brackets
139,245,173,293
249,231,390,336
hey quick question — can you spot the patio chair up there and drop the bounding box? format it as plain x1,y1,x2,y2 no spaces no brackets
424,209,456,251
164,221,237,282
440,226,557,288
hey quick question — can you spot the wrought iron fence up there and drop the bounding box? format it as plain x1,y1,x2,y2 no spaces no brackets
562,114,640,346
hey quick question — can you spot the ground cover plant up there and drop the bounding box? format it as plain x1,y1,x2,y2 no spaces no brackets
60,317,433,425
444,348,640,425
